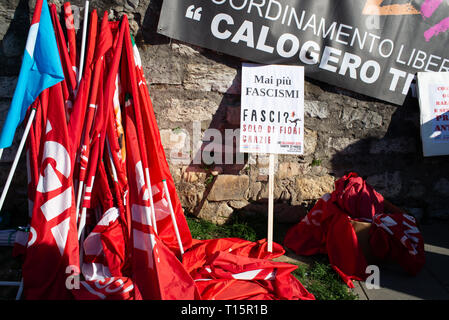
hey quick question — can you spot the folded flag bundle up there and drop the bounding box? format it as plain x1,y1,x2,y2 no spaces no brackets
284,172,425,288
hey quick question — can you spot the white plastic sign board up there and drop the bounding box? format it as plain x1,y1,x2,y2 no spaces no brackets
417,72,449,157
240,63,304,155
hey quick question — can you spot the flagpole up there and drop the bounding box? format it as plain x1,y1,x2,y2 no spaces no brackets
73,0,90,220
0,108,36,213
75,180,84,223
144,168,158,234
15,279,23,300
267,153,275,253
162,179,184,256
77,1,89,85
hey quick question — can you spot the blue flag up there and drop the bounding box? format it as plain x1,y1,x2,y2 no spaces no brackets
0,0,64,149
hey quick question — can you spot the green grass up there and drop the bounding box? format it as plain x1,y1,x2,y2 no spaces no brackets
186,215,358,300
187,216,257,241
293,260,357,300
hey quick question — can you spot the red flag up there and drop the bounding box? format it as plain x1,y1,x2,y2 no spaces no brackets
14,98,47,258
67,10,98,152
50,4,77,111
74,277,136,300
183,238,285,275
124,94,199,299
370,213,425,276
183,238,314,300
105,101,131,237
332,172,384,221
194,252,314,300
99,15,130,239
284,194,368,288
22,82,79,299
26,98,46,217
82,206,122,280
63,2,78,82
81,163,129,281
123,22,192,255
75,12,113,231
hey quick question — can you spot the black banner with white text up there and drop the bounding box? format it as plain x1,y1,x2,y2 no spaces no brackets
157,0,449,105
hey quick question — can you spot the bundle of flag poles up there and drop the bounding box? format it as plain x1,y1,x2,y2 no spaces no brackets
0,1,315,300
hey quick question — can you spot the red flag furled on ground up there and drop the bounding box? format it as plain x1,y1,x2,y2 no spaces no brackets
183,238,315,300
284,172,426,288
332,172,384,221
284,186,373,288
370,213,425,276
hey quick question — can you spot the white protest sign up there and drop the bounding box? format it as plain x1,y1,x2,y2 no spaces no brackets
240,63,304,155
239,63,304,252
417,72,449,157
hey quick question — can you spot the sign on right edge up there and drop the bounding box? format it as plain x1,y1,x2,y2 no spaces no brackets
417,72,449,157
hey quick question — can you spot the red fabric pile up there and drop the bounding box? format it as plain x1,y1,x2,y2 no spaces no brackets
183,238,315,300
370,213,425,276
284,172,425,288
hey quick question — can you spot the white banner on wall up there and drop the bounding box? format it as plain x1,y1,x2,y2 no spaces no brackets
240,63,304,155
417,72,449,157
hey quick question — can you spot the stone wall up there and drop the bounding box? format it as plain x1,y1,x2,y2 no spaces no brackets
1,0,449,228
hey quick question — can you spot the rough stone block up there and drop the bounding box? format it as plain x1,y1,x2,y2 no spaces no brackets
370,137,416,154
139,44,184,85
304,100,330,119
296,175,335,200
183,63,240,94
171,98,218,122
304,128,317,156
327,137,361,155
208,174,249,201
176,182,206,214
197,201,234,225
181,170,207,183
341,107,383,129
278,162,302,180
245,181,262,201
228,199,250,209
366,171,402,198
160,129,188,151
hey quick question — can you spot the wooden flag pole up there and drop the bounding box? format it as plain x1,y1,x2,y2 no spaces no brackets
267,153,275,253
